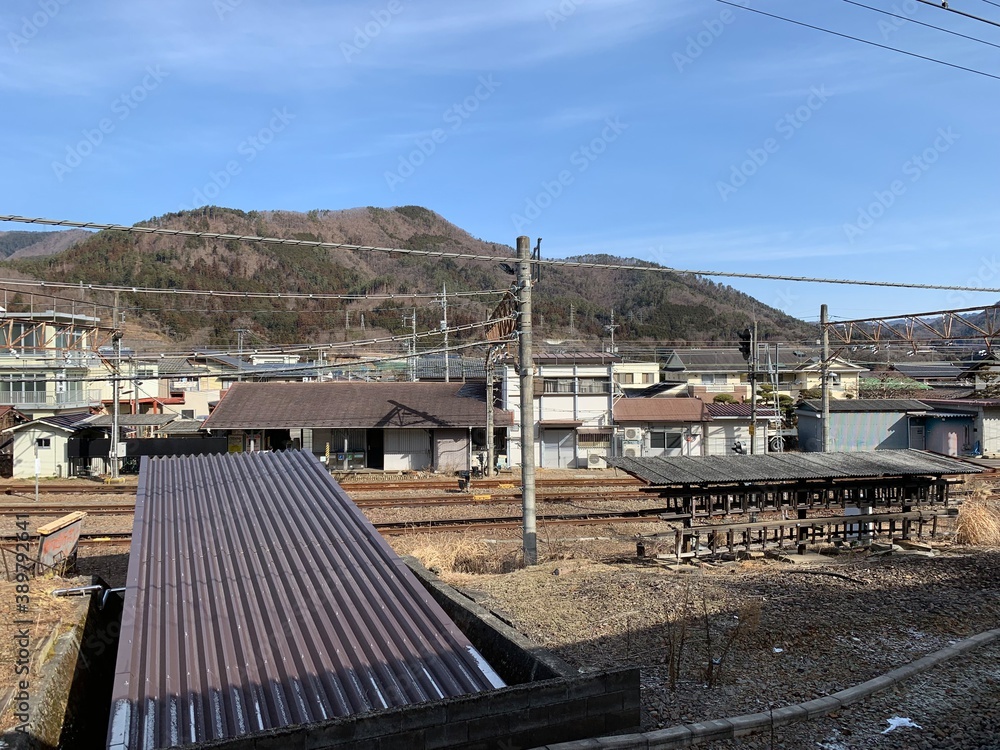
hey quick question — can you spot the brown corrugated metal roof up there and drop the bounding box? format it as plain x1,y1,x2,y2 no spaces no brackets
614,398,710,423
202,381,513,430
108,451,504,750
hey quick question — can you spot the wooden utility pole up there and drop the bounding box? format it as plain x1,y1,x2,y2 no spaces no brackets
517,236,537,565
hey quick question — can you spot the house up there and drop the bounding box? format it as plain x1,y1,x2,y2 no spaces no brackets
0,311,105,419
795,399,978,456
662,348,866,402
202,381,513,473
611,360,662,395
613,399,709,458
502,351,617,469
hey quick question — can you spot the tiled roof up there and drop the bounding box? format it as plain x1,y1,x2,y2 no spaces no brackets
614,399,709,423
203,381,513,430
704,403,782,419
155,418,206,435
109,451,504,750
608,449,981,485
87,414,176,427
891,362,966,380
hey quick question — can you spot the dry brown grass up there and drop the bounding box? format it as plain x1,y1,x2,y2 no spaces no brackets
956,497,1000,546
405,536,521,575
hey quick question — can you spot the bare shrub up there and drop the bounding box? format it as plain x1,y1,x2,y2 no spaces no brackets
407,537,520,575
956,498,1000,546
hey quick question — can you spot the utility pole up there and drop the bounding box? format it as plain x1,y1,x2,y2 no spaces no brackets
517,236,537,566
403,309,417,382
441,283,449,383
821,303,831,452
485,349,496,478
110,328,123,480
749,321,758,454
569,304,575,336
605,308,619,353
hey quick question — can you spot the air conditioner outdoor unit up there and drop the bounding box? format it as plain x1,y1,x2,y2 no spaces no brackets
624,447,640,458
587,453,605,468
623,428,641,441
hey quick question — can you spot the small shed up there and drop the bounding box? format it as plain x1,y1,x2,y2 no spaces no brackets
2,411,95,479
796,399,930,452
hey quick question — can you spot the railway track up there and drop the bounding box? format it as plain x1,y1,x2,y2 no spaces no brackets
0,503,137,516
372,508,679,535
0,489,654,516
339,477,644,492
3,507,677,547
2,484,136,495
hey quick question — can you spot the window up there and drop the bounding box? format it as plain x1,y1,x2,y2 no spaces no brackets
700,374,717,385
35,438,51,448
578,378,610,394
642,372,657,384
614,373,635,385
181,410,194,419
650,431,684,450
578,431,611,448
543,378,574,394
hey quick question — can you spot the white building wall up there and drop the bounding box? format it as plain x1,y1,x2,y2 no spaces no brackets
11,427,70,479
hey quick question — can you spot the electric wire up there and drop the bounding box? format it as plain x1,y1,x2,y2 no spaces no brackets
0,275,508,301
715,0,1000,81
913,0,1000,28
841,0,1000,49
6,214,1000,295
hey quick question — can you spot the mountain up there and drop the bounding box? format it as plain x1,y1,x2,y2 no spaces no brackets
1,206,816,348
0,229,91,259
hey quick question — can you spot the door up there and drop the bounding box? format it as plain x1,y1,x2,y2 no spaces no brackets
365,429,384,470
909,422,925,450
542,429,575,468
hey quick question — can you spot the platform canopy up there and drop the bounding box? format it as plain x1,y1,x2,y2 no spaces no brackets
607,449,981,486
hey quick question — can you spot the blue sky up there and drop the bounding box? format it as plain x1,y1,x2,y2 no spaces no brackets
2,0,999,324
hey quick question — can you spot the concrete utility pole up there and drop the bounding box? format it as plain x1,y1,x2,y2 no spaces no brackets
605,308,619,354
110,328,123,480
404,309,417,382
485,351,495,478
821,303,831,452
750,321,758,454
517,236,537,566
441,283,449,383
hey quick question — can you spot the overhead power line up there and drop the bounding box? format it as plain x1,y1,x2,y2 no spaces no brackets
913,0,1000,28
716,0,1000,81
6,213,1000,295
842,0,1000,49
0,275,506,301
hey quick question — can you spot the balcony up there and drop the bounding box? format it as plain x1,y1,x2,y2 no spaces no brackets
0,389,103,410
